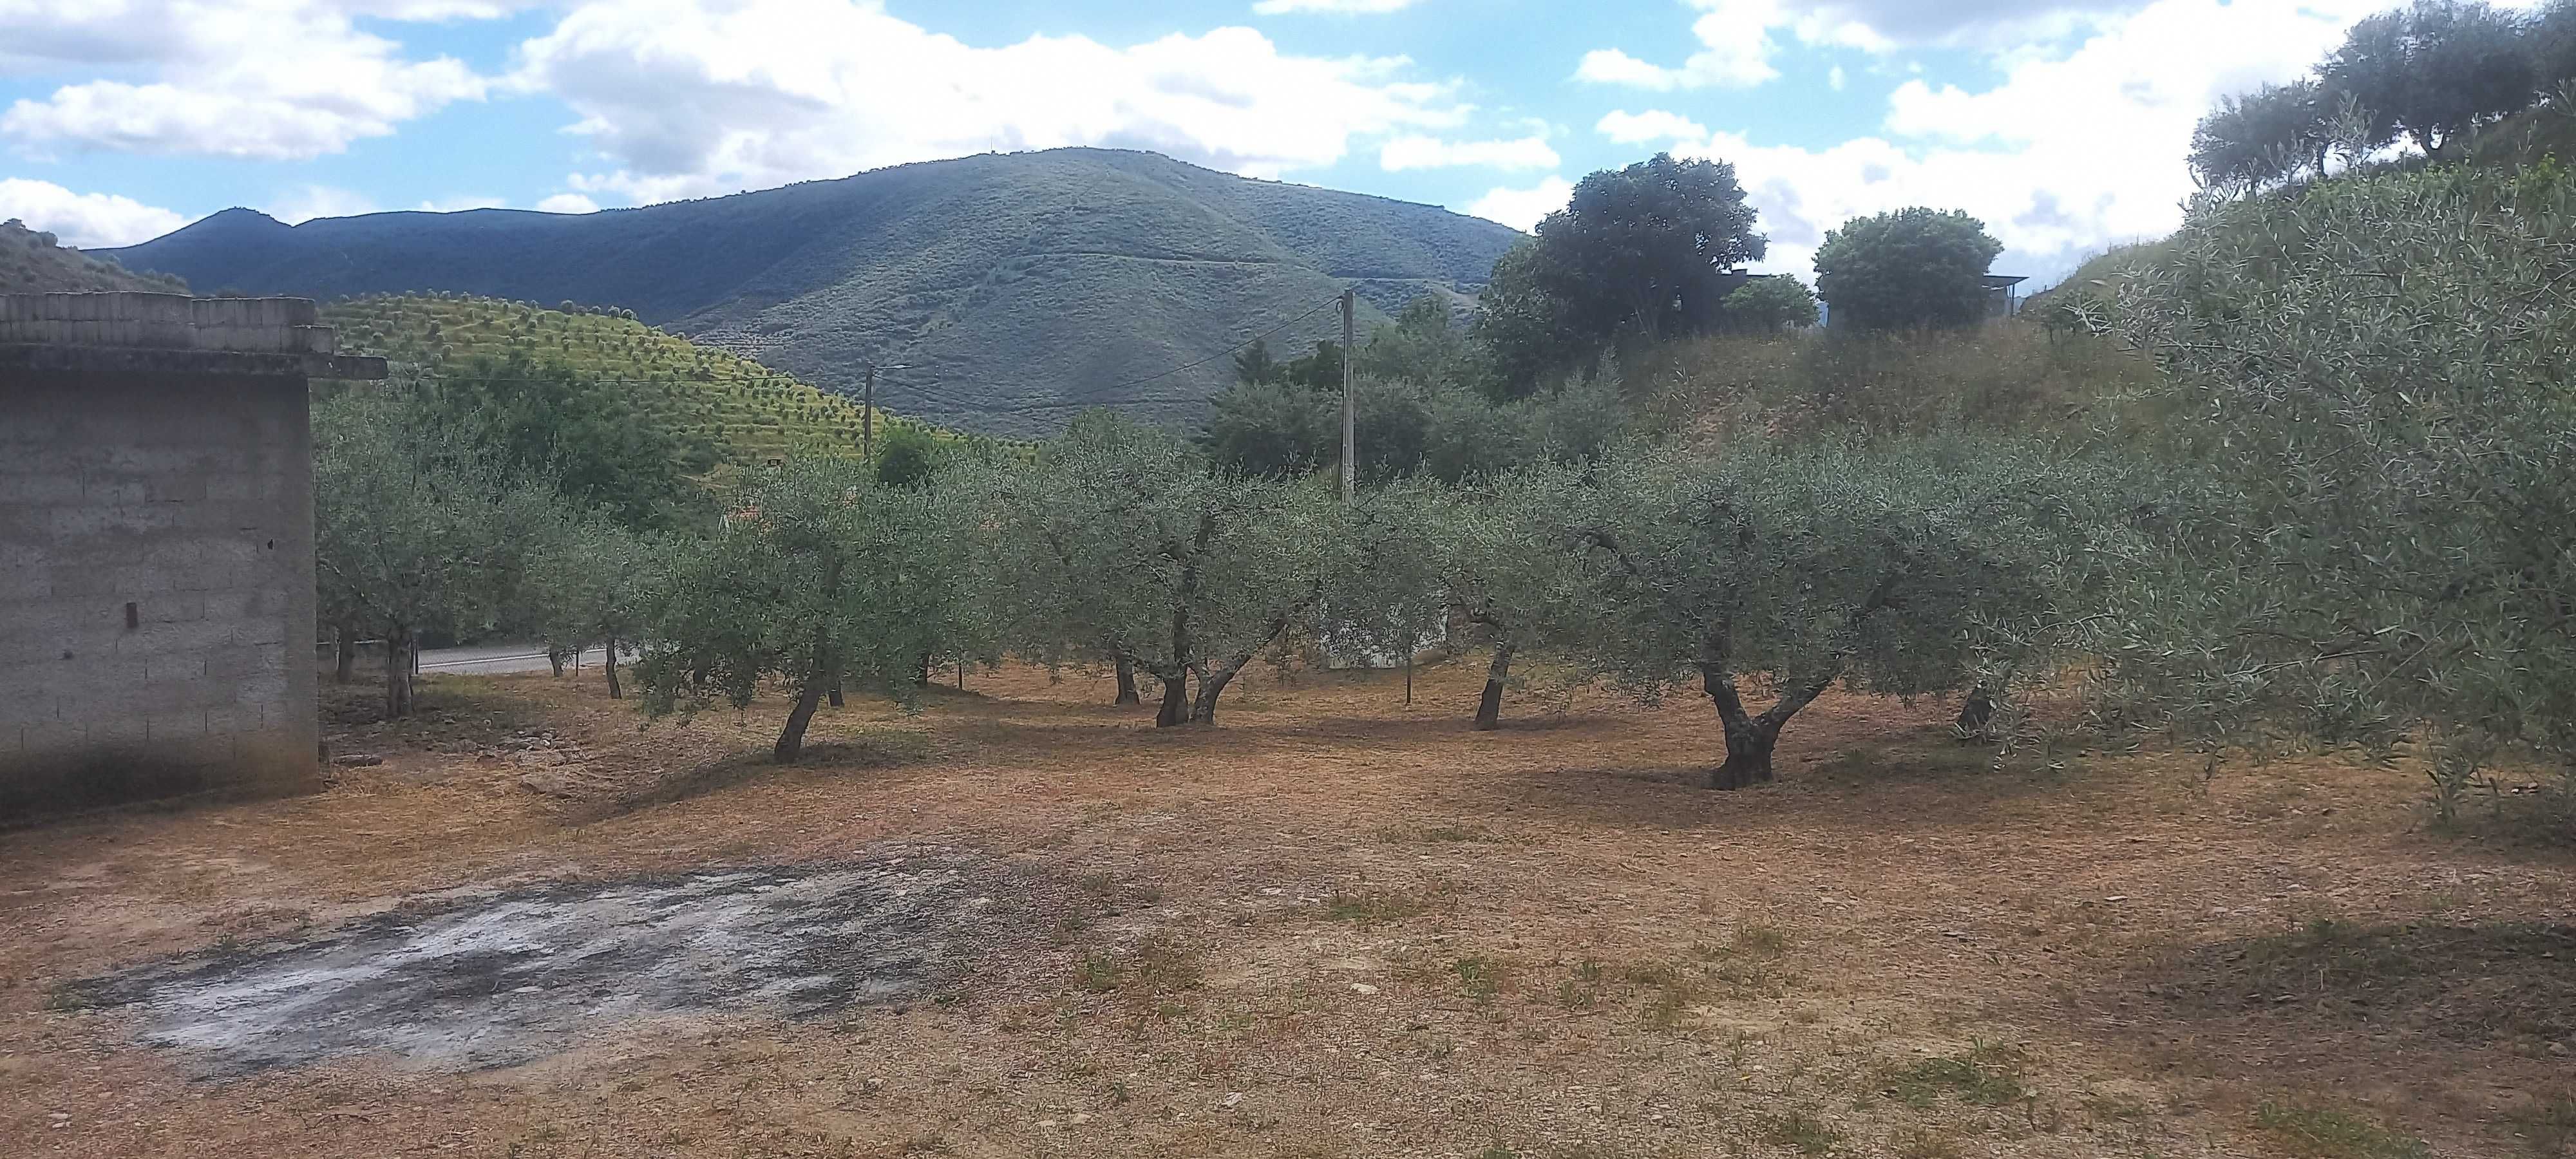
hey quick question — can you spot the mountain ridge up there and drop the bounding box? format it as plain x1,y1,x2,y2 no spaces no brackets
104,149,1524,435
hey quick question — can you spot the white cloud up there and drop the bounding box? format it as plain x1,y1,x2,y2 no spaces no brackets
0,1,492,160
1828,64,1846,91
1251,0,1420,13
1464,175,1572,232
1662,0,2410,283
1379,134,1557,171
269,184,379,223
1595,109,1709,146
413,194,507,212
1576,0,1917,91
0,178,187,247
536,193,601,214
1575,5,1780,90
514,1,1468,204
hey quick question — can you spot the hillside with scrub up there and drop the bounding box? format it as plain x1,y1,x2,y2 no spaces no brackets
0,218,185,294
322,293,978,468
99,148,1524,437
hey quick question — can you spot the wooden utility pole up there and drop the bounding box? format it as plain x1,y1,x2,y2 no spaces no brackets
1340,288,1356,505
858,363,910,461
860,366,878,460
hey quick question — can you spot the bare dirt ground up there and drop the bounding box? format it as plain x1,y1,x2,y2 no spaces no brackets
2,661,2570,1158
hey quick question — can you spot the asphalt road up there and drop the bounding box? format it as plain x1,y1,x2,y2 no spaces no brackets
416,643,636,676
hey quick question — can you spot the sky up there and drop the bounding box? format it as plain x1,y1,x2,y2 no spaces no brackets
0,0,2512,285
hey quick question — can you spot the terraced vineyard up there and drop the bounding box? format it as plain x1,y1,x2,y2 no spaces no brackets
323,294,979,466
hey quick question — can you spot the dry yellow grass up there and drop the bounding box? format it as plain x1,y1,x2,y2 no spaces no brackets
1,660,2568,1158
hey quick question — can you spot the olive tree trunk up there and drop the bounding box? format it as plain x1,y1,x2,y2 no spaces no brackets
547,648,567,678
1472,643,1515,731
602,637,622,701
1701,664,1833,791
1114,657,1141,706
334,624,358,685
1153,673,1190,728
383,626,417,719
1955,684,1996,737
775,637,835,762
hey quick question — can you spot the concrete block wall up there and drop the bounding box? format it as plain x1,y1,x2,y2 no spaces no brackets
0,367,321,820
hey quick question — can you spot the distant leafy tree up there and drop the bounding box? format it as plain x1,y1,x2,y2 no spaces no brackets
424,353,719,532
871,424,952,487
1470,153,1766,397
1200,377,1335,476
314,381,563,718
2323,0,2538,156
1232,337,1280,386
2541,1,2576,84
1812,208,2004,332
976,411,1341,726
527,518,665,700
1554,439,2101,788
635,458,963,762
2190,80,2336,194
1721,276,1821,334
1279,340,1347,391
1357,296,1468,384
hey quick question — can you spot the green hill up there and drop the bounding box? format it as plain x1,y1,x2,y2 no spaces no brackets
102,149,1526,437
324,294,983,467
1,219,186,294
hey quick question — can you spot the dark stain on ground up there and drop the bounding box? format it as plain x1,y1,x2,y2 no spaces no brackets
62,847,1050,1077
2145,919,2576,1046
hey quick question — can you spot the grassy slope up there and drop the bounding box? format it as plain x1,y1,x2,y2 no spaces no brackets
102,149,1524,437
0,220,187,294
325,294,989,467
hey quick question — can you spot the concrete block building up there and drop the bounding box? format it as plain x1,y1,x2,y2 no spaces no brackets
1,292,384,821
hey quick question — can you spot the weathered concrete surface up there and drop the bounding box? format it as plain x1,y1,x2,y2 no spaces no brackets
68,853,1040,1076
0,292,383,821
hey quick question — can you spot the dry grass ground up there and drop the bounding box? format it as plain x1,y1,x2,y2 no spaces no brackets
1,660,2570,1158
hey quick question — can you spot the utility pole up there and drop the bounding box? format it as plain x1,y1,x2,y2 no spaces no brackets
1340,288,1356,505
858,363,910,461
861,366,876,460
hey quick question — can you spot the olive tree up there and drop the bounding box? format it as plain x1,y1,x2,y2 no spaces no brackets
1562,439,2099,789
634,457,962,762
1427,466,1593,730
527,517,665,700
314,381,560,718
976,411,1341,726
2092,165,2576,817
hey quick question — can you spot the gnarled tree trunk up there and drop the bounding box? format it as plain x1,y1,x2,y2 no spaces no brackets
384,626,417,719
775,636,834,762
1153,673,1190,728
1472,643,1515,731
547,647,566,678
334,623,357,684
1189,664,1240,726
827,678,844,708
1701,663,1834,790
602,637,622,701
1114,657,1141,706
1955,684,1996,738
